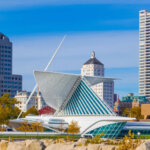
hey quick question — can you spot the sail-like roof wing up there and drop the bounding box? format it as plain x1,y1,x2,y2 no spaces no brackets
83,76,115,86
34,71,80,110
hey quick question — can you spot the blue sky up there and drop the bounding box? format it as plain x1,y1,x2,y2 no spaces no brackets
0,0,149,97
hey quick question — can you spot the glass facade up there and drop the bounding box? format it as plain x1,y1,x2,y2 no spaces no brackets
0,33,22,97
61,79,115,116
118,122,150,138
86,122,126,138
119,129,150,138
44,128,57,132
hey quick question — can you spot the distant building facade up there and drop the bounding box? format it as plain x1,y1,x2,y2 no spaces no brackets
114,93,118,103
139,10,150,99
114,93,150,114
81,51,114,109
81,51,104,76
114,98,120,113
15,90,47,112
141,104,150,119
0,33,22,97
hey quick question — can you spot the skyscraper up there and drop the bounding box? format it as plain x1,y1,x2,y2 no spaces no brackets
81,51,114,109
0,33,22,97
139,10,150,99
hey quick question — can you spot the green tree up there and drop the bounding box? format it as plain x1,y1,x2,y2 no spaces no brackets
0,93,20,127
11,106,21,119
122,107,143,121
22,106,39,117
67,120,80,134
17,121,44,132
0,93,19,107
130,107,143,121
122,108,130,117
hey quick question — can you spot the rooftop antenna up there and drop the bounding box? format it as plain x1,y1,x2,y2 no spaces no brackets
17,35,66,119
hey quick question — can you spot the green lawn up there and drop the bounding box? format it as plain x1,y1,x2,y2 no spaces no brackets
136,135,150,139
0,134,81,140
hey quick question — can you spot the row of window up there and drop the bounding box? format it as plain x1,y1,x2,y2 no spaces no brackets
0,45,11,49
0,54,11,58
0,64,11,67
3,81,21,84
1,85,21,88
0,68,11,71
0,59,11,62
0,72,11,75
1,89,21,93
1,89,11,92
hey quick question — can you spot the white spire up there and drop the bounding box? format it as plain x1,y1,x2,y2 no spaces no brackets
91,51,95,59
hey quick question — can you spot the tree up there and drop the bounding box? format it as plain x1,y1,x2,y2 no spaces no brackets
17,121,30,132
67,120,80,134
122,108,130,117
22,106,39,117
122,107,143,121
30,122,44,132
0,93,20,127
11,106,21,119
0,93,19,107
17,121,44,132
130,107,143,121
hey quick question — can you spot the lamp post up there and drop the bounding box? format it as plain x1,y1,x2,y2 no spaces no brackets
137,132,141,138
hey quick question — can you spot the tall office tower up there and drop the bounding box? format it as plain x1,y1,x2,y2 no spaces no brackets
81,51,114,109
0,33,22,97
139,10,150,99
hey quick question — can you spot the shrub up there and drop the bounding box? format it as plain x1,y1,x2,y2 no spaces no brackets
85,132,104,145
117,130,142,150
67,120,80,134
16,121,44,132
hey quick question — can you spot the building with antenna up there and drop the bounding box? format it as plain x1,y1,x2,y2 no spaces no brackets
0,33,22,97
81,51,114,109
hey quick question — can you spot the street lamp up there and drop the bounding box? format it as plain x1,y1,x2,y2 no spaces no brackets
137,132,141,138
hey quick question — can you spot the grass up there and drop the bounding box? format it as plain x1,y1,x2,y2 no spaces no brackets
0,134,81,140
135,135,150,139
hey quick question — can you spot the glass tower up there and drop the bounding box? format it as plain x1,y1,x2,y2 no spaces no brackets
0,33,22,97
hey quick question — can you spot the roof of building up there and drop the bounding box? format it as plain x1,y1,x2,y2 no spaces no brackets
120,96,149,102
84,51,103,65
34,71,115,116
0,32,9,42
